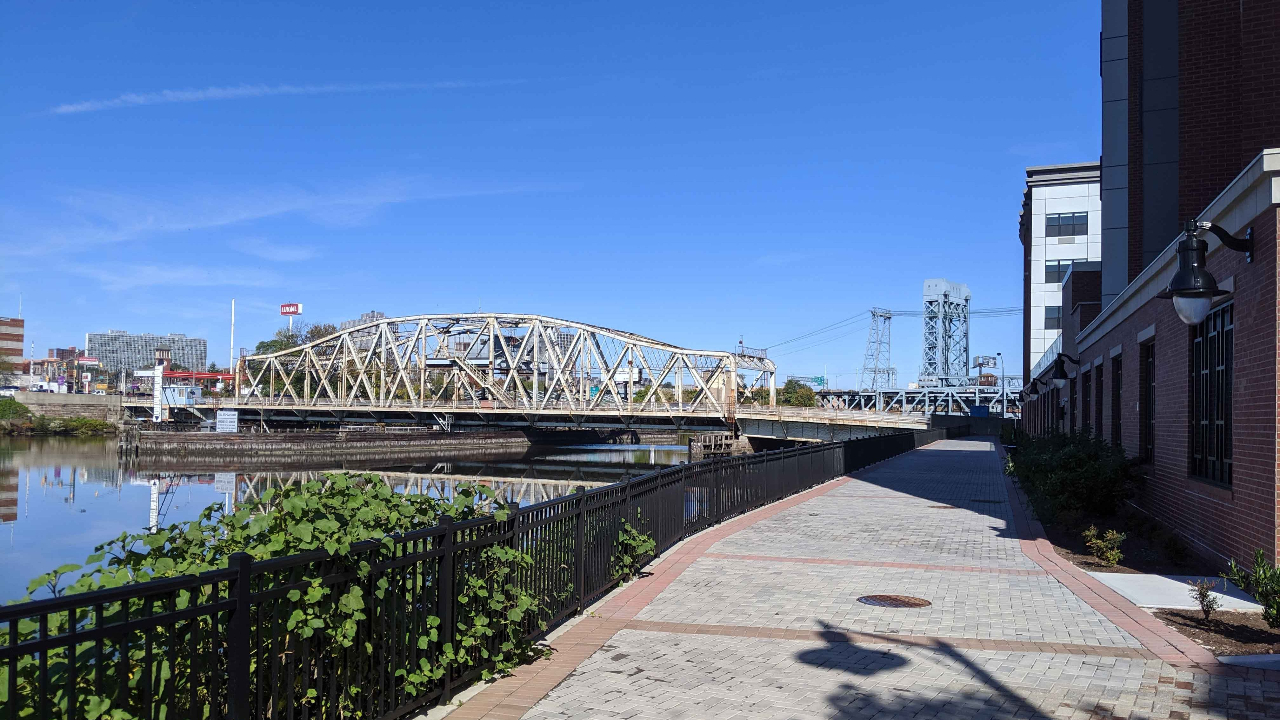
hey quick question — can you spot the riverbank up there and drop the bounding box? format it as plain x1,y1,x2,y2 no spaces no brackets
120,427,681,465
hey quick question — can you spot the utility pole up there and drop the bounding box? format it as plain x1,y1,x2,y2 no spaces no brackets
229,299,235,373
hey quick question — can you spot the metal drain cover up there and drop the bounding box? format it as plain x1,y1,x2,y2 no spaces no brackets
857,594,932,608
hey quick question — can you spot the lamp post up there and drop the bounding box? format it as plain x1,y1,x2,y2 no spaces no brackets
996,352,1006,418
1157,220,1252,325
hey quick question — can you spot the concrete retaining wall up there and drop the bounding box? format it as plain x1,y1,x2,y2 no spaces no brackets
13,391,124,423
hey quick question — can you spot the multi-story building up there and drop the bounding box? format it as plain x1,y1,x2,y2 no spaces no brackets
338,311,394,351
0,317,23,367
48,347,83,361
1018,163,1100,384
1023,0,1280,568
86,331,207,375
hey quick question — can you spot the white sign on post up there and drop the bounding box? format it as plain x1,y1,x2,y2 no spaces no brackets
216,409,239,433
213,473,236,493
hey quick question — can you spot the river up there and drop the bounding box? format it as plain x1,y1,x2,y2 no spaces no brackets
0,436,688,603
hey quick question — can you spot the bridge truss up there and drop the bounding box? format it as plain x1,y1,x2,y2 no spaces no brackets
816,380,1021,418
238,314,777,421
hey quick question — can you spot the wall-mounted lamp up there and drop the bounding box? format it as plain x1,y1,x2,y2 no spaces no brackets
1156,220,1252,326
1049,354,1078,390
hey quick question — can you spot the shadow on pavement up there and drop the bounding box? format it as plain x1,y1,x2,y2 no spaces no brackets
796,620,1053,720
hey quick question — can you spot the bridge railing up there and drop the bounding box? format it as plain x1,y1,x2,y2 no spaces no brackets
1,427,968,720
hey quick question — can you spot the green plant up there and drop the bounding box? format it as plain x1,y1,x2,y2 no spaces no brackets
0,398,29,420
1006,432,1140,522
1223,549,1280,628
1187,578,1221,622
1082,525,1126,566
612,513,656,582
2,475,543,720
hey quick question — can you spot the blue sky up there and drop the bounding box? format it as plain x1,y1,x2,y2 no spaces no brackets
0,2,1101,384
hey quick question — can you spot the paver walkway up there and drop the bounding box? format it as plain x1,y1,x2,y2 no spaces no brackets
448,439,1280,719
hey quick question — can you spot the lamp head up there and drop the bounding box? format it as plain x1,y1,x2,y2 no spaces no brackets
1158,223,1229,325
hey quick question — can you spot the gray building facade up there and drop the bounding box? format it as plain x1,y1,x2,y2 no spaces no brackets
87,331,207,374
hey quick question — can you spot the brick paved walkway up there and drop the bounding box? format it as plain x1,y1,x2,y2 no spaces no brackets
444,439,1280,719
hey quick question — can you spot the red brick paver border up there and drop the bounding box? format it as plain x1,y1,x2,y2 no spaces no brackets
702,552,1049,575
622,619,1160,659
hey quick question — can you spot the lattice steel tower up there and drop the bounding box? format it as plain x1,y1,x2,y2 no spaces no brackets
919,279,971,386
859,308,895,391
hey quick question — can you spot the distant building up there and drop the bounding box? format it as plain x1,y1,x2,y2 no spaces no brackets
48,347,83,361
1018,162,1101,384
338,311,394,350
87,330,207,374
0,317,23,367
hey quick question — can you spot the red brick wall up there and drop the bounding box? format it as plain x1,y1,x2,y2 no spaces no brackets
1127,0,1145,285
1178,0,1241,222
1240,1,1280,169
1026,204,1278,566
1104,207,1276,566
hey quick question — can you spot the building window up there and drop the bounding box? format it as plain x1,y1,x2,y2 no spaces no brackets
1081,370,1092,435
1139,342,1154,463
1044,260,1072,284
1190,303,1232,485
1069,376,1077,432
1044,306,1062,330
1110,355,1122,446
1095,364,1104,438
1047,212,1089,237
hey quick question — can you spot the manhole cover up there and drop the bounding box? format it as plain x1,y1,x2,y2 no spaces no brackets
857,594,932,608
928,505,959,509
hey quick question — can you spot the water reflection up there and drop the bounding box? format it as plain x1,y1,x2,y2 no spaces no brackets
0,437,686,602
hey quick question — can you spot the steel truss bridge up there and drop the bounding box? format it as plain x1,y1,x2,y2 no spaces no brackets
123,313,962,435
816,378,1022,418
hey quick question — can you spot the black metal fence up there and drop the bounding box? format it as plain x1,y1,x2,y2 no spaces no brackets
2,426,967,720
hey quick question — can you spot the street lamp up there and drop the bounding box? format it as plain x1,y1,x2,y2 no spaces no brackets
1049,353,1078,391
1156,220,1252,326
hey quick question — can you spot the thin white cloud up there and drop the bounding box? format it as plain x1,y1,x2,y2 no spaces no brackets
48,80,519,115
229,238,317,263
1,176,567,258
64,263,284,291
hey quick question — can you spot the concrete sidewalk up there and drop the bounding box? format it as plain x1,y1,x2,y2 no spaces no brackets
449,439,1280,720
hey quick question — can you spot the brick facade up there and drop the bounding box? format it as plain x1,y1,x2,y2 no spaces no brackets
1025,195,1279,567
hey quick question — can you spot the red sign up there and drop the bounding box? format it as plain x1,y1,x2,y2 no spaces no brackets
279,303,303,316
77,357,99,365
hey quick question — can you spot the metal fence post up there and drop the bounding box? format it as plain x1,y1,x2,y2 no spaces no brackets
713,467,723,524
437,515,455,702
574,486,587,613
227,552,252,720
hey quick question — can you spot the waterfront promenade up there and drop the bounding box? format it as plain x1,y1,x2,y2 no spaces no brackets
443,439,1278,720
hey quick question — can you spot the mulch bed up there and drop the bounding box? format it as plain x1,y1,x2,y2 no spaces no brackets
1154,610,1280,657
1042,512,1205,575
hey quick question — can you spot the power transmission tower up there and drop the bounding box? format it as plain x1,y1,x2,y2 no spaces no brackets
919,279,971,386
859,308,895,391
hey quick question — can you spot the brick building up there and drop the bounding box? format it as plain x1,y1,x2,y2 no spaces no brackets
0,317,23,368
1024,1,1280,567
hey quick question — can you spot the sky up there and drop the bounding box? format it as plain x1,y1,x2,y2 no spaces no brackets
0,1,1101,385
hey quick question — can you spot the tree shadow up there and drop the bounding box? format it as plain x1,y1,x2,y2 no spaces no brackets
796,620,1054,719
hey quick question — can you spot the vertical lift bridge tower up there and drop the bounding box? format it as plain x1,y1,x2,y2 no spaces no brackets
919,279,971,387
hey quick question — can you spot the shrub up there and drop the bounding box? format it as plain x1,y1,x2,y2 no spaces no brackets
1007,432,1140,522
612,513,657,582
0,398,30,420
1187,579,1221,622
1082,525,1126,566
6,475,543,720
1223,549,1280,628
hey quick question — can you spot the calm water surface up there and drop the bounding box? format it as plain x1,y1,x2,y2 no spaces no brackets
0,437,687,602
